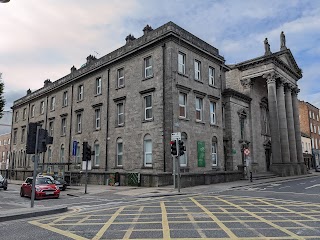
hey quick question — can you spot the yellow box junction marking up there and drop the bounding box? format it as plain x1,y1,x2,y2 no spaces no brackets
160,201,171,239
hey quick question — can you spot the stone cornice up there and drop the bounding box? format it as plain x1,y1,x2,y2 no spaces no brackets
222,88,252,103
12,22,225,109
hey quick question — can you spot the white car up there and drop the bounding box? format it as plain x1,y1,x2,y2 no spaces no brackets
38,174,67,191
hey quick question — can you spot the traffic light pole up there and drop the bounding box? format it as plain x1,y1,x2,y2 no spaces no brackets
176,156,181,192
31,125,40,208
84,159,89,194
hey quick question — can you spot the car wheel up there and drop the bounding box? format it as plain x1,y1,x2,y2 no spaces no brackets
3,186,7,190
20,189,24,197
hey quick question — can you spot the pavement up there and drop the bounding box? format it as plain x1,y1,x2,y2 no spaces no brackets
1,171,319,223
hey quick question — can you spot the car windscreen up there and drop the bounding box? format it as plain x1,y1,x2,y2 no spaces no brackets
36,178,54,185
0,175,4,181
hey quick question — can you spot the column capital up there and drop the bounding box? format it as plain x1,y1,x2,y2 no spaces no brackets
263,72,278,84
240,78,254,89
292,87,300,95
284,83,294,92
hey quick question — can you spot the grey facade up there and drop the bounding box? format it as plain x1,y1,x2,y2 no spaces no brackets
9,22,306,186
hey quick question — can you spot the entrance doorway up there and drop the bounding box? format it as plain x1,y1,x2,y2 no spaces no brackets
265,149,271,171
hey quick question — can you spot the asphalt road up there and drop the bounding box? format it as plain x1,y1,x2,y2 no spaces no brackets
1,175,320,239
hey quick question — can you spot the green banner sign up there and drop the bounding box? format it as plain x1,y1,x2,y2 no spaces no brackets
197,141,205,167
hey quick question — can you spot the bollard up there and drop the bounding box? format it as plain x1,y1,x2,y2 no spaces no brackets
250,172,253,182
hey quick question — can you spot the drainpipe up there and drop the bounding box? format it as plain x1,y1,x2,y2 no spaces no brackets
67,84,74,172
105,69,110,178
162,43,166,172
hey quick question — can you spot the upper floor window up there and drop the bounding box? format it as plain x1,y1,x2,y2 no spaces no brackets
178,52,186,74
61,117,67,136
318,126,320,135
144,134,152,167
76,145,81,163
317,115,319,121
60,144,65,163
95,77,102,95
49,121,54,136
76,113,82,133
309,111,312,118
0,141,2,146
195,97,203,121
63,91,68,107
23,108,27,120
117,68,124,88
210,101,216,124
209,67,215,86
21,127,25,143
3,140,6,145
48,147,52,163
50,97,55,111
31,105,35,117
144,95,152,120
94,142,100,166
7,139,10,145
117,102,124,126
144,56,153,78
313,112,315,119
40,101,45,114
179,93,187,118
211,136,218,166
14,111,19,122
314,125,317,133
13,129,17,144
310,122,313,132
78,85,84,101
312,138,315,149
95,108,101,130
194,60,201,80
116,138,123,167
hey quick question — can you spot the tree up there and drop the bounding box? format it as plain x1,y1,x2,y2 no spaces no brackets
0,73,6,119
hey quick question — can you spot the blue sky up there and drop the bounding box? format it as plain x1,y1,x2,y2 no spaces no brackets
1,0,320,110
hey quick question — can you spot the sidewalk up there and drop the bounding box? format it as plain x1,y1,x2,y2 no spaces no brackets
1,171,319,222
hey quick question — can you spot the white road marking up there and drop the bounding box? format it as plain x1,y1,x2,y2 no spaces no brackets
279,186,291,189
305,184,320,189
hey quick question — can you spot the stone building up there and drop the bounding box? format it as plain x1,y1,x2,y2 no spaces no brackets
223,33,307,176
9,22,306,186
0,132,10,174
298,100,320,169
301,132,312,169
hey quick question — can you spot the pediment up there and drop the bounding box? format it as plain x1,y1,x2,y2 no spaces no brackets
275,49,302,78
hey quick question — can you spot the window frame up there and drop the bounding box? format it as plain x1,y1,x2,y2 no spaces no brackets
78,85,84,101
117,68,124,88
31,105,35,117
50,97,55,111
94,143,100,166
178,52,186,74
40,101,45,114
144,94,153,121
179,92,187,118
60,144,65,163
209,66,215,86
23,108,27,120
14,111,19,122
95,108,101,130
76,113,82,133
21,127,25,143
95,77,102,95
210,101,216,124
143,134,152,167
116,138,123,167
194,60,201,80
49,121,54,136
61,117,67,136
195,97,203,121
117,102,124,126
211,137,218,166
62,91,68,107
144,56,153,78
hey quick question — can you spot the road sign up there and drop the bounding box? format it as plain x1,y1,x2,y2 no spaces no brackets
244,148,250,156
171,132,181,141
72,141,78,156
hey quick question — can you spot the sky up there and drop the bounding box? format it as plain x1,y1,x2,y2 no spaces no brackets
0,0,320,111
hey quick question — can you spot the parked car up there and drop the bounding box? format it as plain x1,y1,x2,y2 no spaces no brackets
0,174,7,190
38,174,68,191
316,165,320,172
20,177,60,199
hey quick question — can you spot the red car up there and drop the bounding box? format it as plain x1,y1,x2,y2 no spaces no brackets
20,177,60,199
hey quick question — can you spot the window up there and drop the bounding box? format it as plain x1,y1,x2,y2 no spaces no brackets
3,140,6,145
49,121,54,136
309,111,312,118
95,108,101,130
211,136,218,166
317,115,319,121
96,77,102,95
0,141,2,146
210,101,216,124
178,52,186,74
63,91,68,107
313,112,315,119
240,117,245,140
50,97,55,111
13,130,17,144
21,127,25,143
117,68,124,88
144,56,153,78
318,126,320,135
40,101,45,114
94,143,100,166
7,139,10,145
179,93,187,118
23,108,27,120
195,97,203,121
76,113,82,133
61,117,66,135
314,125,317,133
310,122,313,132
222,105,225,128
316,139,319,149
47,147,52,163
179,133,187,167
76,145,80,163
117,138,123,166
117,103,124,126
194,60,201,80
60,145,65,163
144,95,152,120
144,134,152,167
78,85,84,101
14,111,18,122
31,105,35,117
209,67,215,85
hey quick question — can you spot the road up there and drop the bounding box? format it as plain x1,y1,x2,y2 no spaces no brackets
0,175,320,239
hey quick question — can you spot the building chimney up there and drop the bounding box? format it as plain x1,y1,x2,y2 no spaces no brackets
71,65,77,73
143,24,153,35
44,79,52,87
86,55,97,64
27,89,32,95
125,34,136,44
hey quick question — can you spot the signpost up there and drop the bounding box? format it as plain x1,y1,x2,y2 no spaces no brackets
244,148,252,182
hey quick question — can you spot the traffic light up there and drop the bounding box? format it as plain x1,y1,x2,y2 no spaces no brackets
26,122,37,154
82,142,92,161
37,129,53,153
178,140,186,156
170,140,178,157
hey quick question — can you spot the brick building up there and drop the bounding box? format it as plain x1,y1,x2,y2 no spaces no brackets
298,100,320,168
9,22,306,186
0,133,10,174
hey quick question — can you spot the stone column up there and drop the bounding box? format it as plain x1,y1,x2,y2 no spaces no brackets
292,88,306,174
264,72,282,164
276,79,290,164
284,84,298,165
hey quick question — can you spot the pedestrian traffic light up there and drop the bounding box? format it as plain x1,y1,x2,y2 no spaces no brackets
170,140,178,157
82,142,92,161
26,122,37,154
178,140,186,156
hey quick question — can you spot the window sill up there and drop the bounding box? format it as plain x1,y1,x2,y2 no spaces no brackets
210,123,219,128
94,128,101,132
76,131,82,135
77,99,83,103
94,93,102,97
62,105,68,108
142,75,154,81
194,79,203,84
142,118,154,123
179,117,190,121
116,86,125,90
92,166,100,169
115,124,125,128
113,166,123,169
209,84,219,89
177,72,188,78
141,165,153,169
195,120,205,124
60,134,66,137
